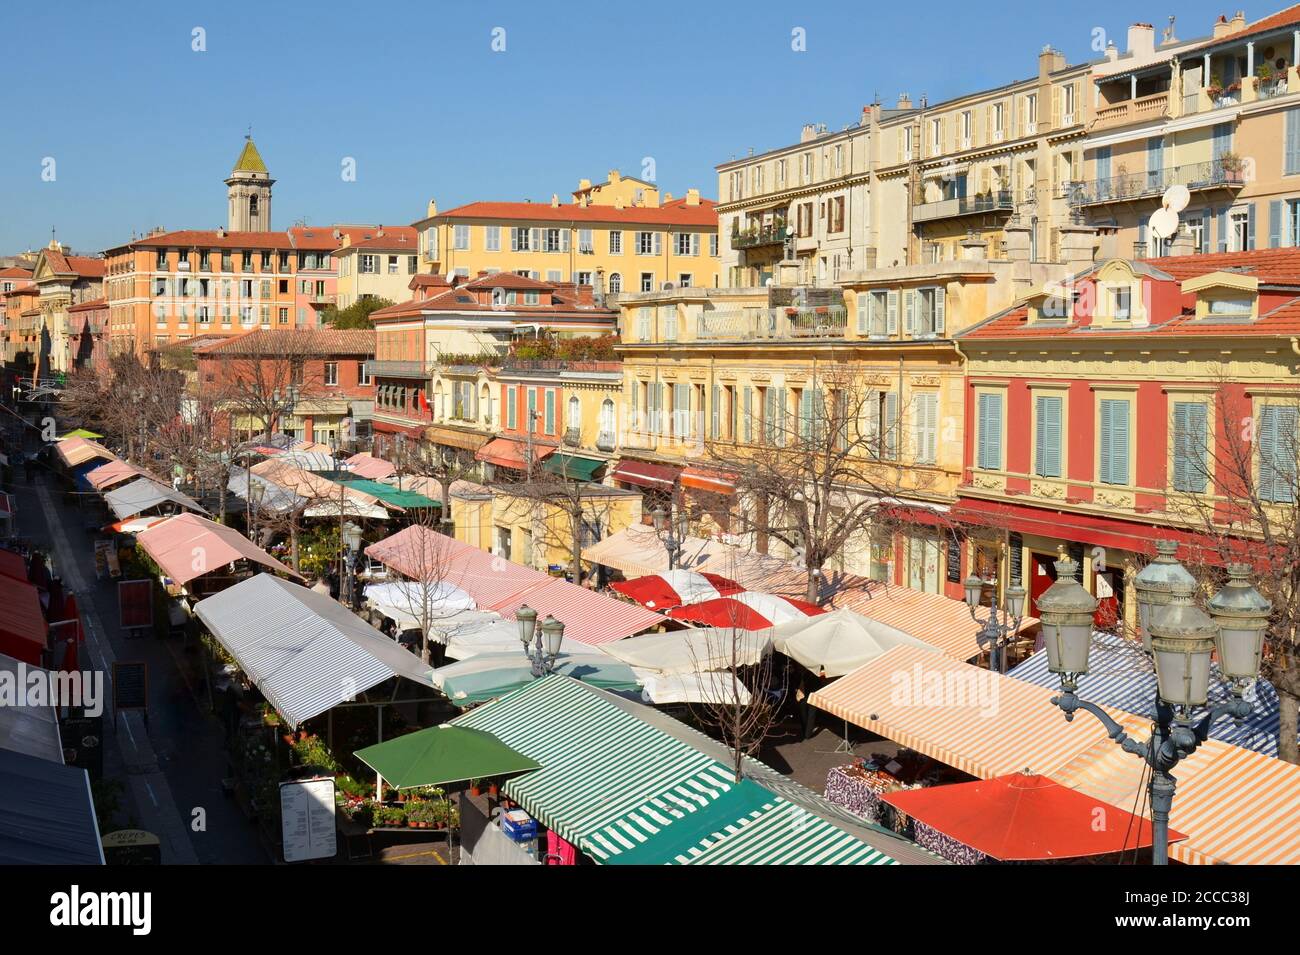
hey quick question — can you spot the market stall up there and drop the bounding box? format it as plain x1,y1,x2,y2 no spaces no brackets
770,607,941,677
667,592,826,630
0,748,103,864
103,477,209,522
134,512,302,595
432,651,641,704
610,569,744,610
601,626,771,675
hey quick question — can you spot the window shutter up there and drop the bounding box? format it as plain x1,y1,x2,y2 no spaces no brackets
1217,207,1228,253
1034,395,1048,476
691,233,700,256
976,394,990,468
561,229,570,252
1099,399,1113,484
856,295,867,333
1034,395,1062,478
934,287,946,335
1287,109,1300,176
1258,406,1298,502
1172,401,1208,493
904,290,916,335
1247,202,1257,251
711,384,720,439
653,232,662,255
799,387,812,439
530,228,542,250
743,386,753,442
886,290,899,333
1271,200,1284,248
884,391,899,459
987,393,1002,470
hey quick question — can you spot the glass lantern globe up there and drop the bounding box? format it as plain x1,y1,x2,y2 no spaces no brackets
516,604,538,650
1133,540,1198,652
1206,563,1270,685
540,616,566,659
1147,582,1217,708
1035,559,1099,678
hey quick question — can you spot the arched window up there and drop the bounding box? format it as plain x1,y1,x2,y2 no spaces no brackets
480,383,493,424
608,272,622,294
600,398,615,435
567,396,581,430
432,382,444,420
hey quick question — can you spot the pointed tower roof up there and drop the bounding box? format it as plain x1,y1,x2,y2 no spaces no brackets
233,137,268,174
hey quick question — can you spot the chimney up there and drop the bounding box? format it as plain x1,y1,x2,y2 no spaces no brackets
608,169,621,184
1229,10,1246,34
1039,45,1066,78
550,193,560,208
217,227,226,239
897,92,912,110
663,192,673,203
1212,14,1231,38
1127,23,1155,57
578,178,591,191
685,188,700,206
800,123,818,143
426,199,437,217
1105,41,1119,61
377,225,385,237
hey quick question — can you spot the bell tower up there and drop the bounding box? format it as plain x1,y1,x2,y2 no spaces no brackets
225,134,274,231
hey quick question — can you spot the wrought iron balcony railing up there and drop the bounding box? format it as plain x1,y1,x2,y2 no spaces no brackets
1066,160,1246,208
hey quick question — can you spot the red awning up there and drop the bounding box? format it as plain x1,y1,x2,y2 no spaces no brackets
611,459,681,490
474,437,555,470
0,574,48,666
881,772,1186,861
882,502,952,529
667,592,826,630
953,497,1224,563
680,466,737,495
609,571,744,611
0,548,27,582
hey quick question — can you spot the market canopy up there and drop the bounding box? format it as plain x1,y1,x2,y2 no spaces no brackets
367,526,666,645
227,467,309,515
269,450,340,471
135,512,301,587
363,579,476,633
85,459,154,492
0,748,103,864
771,607,941,677
194,574,437,728
344,452,396,481
332,476,440,510
438,610,596,660
542,453,606,482
0,574,48,667
0,653,63,763
454,675,895,865
610,569,744,610
879,772,1185,861
54,437,116,469
251,460,390,519
58,428,103,440
635,669,753,706
433,651,641,704
354,724,540,789
103,477,209,521
103,516,170,535
475,436,555,470
601,627,771,676
668,592,827,630
584,524,735,576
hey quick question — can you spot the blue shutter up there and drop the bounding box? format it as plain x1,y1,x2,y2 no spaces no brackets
987,393,1002,470
1172,402,1208,494
1035,395,1062,478
799,387,813,440
1216,207,1228,253
977,394,990,469
1099,399,1130,486
1213,122,1233,163
1247,202,1257,251
1259,406,1298,503
1099,399,1113,484
1097,146,1111,183
1271,200,1284,248
884,391,899,460
743,387,752,442
1286,110,1300,176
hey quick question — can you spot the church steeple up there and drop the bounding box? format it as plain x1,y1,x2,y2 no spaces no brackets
225,134,274,231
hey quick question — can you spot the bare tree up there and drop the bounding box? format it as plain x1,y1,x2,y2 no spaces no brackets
1165,383,1300,765
704,363,948,602
366,520,466,664
206,330,326,444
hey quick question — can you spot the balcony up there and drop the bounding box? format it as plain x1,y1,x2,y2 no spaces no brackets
596,430,616,452
730,225,790,250
309,291,336,305
911,190,1014,224
695,305,849,341
1090,92,1169,132
368,360,432,379
1066,160,1245,208
563,427,581,447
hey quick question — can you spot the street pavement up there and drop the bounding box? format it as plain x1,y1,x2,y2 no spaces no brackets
13,439,269,864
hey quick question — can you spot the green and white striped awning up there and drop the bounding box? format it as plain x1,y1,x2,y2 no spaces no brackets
453,676,897,865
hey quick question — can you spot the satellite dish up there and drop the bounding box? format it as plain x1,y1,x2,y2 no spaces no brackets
1163,184,1190,214
1149,207,1179,240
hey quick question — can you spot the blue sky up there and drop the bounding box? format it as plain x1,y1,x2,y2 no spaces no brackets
0,0,1239,253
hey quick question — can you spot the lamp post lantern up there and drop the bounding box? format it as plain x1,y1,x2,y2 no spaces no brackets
342,520,364,610
963,573,1027,673
516,604,564,678
1040,543,1267,864
652,504,683,571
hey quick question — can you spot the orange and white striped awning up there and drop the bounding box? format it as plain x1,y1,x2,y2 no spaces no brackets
680,466,736,495
1052,726,1300,865
809,644,1135,780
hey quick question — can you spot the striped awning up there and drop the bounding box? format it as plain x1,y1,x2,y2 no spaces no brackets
425,426,490,452
611,458,681,489
1008,632,1287,757
454,675,897,865
1053,728,1300,866
810,644,1135,780
680,466,736,495
583,524,737,576
54,438,116,469
475,437,555,470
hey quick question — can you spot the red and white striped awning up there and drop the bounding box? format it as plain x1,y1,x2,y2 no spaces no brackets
667,592,827,630
609,569,744,610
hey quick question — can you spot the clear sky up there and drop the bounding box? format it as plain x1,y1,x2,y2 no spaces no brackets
0,0,1243,254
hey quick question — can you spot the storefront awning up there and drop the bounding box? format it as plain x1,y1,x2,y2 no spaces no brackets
680,465,736,495
953,497,1223,563
194,574,437,729
475,437,555,470
332,477,440,509
584,525,736,576
611,458,681,490
426,426,490,452
0,574,49,667
0,749,103,865
542,453,606,481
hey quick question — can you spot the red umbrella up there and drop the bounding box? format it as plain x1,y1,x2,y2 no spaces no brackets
880,772,1187,861
609,570,744,610
667,592,826,630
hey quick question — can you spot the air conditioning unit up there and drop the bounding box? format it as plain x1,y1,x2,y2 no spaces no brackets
661,281,675,290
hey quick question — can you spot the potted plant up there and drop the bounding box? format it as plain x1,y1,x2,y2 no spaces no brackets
488,781,500,797
468,778,482,797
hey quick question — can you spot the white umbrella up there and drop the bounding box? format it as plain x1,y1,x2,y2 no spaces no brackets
769,607,941,677
364,580,476,632
636,669,753,705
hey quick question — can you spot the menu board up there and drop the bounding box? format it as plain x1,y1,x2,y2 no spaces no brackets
118,580,153,630
112,661,148,711
280,778,337,863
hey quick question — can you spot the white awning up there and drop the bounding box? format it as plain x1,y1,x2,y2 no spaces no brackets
194,574,436,728
602,627,772,676
770,607,942,677
103,478,208,521
636,669,753,706
363,580,476,634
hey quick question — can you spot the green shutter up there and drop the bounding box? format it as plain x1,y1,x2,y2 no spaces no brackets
1099,399,1130,486
710,385,720,439
743,386,753,442
1172,402,1208,494
1259,406,1298,503
1286,109,1300,176
507,386,517,429
545,390,555,434
884,391,899,459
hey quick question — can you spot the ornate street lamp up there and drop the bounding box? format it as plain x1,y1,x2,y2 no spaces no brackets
963,573,1027,673
1033,559,1098,686
516,604,564,678
342,521,364,610
1043,542,1267,865
652,504,683,570
1133,539,1198,651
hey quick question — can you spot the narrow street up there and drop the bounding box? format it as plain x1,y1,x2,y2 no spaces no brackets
13,423,269,864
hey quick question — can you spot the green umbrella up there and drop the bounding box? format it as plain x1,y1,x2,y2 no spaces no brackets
435,652,642,705
354,725,540,789
59,428,104,440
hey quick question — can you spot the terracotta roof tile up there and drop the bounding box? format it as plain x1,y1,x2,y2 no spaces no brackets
192,328,375,356
335,226,419,252
66,297,107,313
